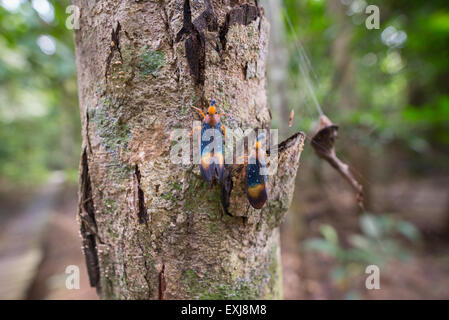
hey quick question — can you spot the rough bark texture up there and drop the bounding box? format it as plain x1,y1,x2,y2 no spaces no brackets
74,0,304,299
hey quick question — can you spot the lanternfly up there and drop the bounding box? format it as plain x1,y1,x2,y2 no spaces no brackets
192,99,225,183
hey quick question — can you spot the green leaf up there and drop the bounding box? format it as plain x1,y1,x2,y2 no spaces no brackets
320,224,339,244
347,234,371,250
360,214,381,238
396,221,421,242
303,238,339,258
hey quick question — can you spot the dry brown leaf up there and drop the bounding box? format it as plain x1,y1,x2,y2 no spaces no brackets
311,115,364,210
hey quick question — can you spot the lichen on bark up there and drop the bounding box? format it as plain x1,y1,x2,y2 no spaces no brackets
74,0,304,299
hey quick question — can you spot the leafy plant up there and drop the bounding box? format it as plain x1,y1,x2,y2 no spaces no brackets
303,213,421,296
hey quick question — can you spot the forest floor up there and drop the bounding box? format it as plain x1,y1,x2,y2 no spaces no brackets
26,186,97,299
1,173,448,299
281,173,449,299
0,182,97,300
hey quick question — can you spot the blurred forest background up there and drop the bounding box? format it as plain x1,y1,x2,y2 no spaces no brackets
0,0,448,299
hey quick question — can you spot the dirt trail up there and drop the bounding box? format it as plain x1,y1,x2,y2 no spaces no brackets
26,187,97,300
0,172,65,299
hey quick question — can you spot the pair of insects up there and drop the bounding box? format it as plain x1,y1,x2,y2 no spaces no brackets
192,100,268,210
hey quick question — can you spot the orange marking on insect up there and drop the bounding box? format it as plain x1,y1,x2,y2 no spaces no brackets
247,184,265,198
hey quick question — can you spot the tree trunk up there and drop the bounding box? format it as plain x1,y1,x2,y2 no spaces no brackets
74,0,304,299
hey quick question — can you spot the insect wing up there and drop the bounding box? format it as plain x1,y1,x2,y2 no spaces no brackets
214,123,224,182
246,154,268,209
200,123,224,182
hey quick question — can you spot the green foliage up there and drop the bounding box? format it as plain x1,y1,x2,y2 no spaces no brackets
303,213,421,295
280,0,449,172
0,0,80,185
403,95,449,146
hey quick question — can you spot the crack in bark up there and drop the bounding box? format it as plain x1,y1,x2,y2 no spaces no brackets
192,0,218,32
79,148,101,290
219,4,261,51
134,165,149,224
160,2,176,56
186,30,206,85
175,0,193,42
175,0,218,86
175,0,207,85
175,0,217,42
105,22,123,81
175,1,260,87
85,108,93,154
122,30,138,86
220,166,235,217
158,264,166,300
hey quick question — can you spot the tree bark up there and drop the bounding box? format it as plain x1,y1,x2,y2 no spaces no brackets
74,0,304,299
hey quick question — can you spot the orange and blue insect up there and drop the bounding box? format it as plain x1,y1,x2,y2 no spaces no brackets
246,135,268,209
193,100,225,183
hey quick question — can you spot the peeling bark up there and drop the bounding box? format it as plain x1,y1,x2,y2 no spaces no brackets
78,148,100,290
134,165,148,225
219,3,261,50
105,22,123,81
74,0,304,299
